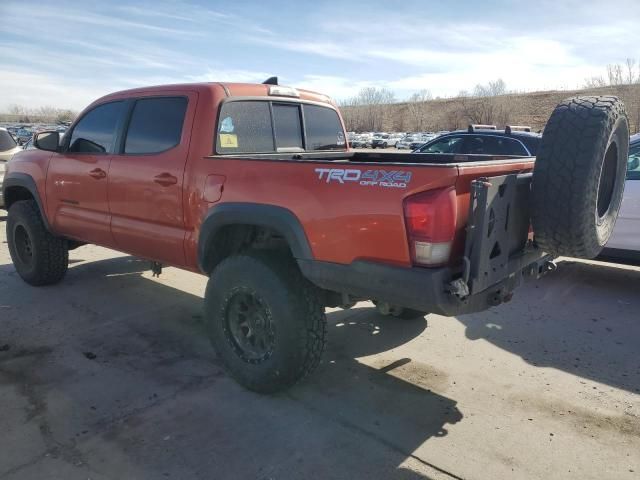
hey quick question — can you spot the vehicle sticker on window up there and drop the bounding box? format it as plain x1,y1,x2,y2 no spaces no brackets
315,168,412,188
219,133,238,148
219,116,235,133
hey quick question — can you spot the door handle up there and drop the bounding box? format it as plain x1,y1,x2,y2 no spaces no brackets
89,168,107,179
154,172,178,186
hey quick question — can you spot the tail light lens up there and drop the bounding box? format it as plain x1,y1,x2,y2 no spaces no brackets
404,187,457,266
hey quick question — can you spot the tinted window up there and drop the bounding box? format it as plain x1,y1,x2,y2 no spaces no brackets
125,97,187,154
304,105,345,150
0,130,17,151
463,136,528,156
419,136,464,153
217,101,273,154
273,104,303,150
69,101,124,153
628,143,640,180
500,138,528,156
520,136,539,156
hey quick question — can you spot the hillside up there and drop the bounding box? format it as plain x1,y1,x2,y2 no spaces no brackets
340,84,640,134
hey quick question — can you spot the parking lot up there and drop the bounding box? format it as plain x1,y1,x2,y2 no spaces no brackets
0,213,639,480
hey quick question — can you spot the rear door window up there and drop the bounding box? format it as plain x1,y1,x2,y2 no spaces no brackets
462,136,528,156
68,101,124,154
124,97,187,154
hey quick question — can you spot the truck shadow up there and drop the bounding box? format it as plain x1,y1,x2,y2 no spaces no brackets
457,259,640,394
0,254,462,480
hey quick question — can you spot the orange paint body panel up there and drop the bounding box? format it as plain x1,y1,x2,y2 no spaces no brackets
5,81,535,277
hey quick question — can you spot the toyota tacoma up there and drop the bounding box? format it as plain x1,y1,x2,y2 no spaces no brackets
2,81,629,392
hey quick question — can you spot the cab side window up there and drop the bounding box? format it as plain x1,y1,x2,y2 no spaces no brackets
68,101,124,154
124,97,188,154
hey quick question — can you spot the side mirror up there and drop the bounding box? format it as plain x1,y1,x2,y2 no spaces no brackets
628,156,640,171
34,131,60,152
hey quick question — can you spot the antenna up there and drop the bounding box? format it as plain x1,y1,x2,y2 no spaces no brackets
262,76,278,85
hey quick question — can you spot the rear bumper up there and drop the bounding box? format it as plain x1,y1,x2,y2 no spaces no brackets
298,252,551,317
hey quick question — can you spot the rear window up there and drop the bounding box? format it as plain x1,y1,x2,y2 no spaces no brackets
0,130,17,151
304,104,345,151
273,104,303,150
216,100,345,154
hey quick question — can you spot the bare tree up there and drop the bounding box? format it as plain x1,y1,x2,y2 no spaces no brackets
0,104,78,123
607,64,624,85
626,58,637,84
583,76,607,88
339,87,396,131
405,89,433,131
456,79,510,126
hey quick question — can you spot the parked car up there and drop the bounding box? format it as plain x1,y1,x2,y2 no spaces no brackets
350,135,369,148
409,133,437,150
1,128,23,208
2,85,628,393
14,128,32,145
396,135,417,149
413,125,540,157
371,134,402,149
0,128,22,161
604,133,640,258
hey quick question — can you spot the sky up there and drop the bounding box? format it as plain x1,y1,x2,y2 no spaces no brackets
1,0,639,111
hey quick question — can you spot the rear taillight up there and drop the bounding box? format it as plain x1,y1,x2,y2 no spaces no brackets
403,187,457,266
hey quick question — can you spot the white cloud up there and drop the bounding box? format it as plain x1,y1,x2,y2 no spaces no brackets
0,69,112,111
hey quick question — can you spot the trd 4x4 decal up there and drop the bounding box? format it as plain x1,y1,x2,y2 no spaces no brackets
315,168,412,188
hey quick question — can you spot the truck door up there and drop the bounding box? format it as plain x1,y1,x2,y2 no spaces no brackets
107,93,196,267
46,100,126,246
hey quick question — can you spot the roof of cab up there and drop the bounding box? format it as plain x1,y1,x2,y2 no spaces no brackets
93,82,336,107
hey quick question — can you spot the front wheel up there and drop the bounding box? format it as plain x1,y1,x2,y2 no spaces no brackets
7,200,68,286
204,252,327,393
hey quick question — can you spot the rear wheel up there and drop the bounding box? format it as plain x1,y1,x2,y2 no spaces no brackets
531,96,629,258
7,200,68,286
204,252,327,393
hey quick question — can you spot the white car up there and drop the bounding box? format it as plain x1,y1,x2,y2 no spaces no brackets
0,128,23,208
605,133,640,257
396,135,417,149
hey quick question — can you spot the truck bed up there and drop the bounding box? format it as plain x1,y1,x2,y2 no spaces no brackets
188,153,536,271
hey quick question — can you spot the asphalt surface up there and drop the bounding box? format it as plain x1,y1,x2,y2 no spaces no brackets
0,213,639,480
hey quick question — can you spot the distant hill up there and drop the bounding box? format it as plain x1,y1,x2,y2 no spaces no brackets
340,84,640,134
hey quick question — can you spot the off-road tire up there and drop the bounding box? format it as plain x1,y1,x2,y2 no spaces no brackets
7,200,68,286
531,96,629,258
204,251,327,393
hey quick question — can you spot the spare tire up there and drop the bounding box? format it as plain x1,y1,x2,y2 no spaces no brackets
531,96,629,258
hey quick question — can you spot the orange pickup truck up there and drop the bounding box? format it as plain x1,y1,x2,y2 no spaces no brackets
2,80,629,392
